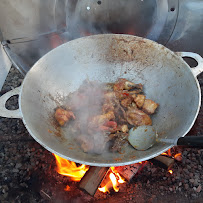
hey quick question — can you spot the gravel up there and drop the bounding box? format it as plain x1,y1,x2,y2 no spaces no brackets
0,67,203,202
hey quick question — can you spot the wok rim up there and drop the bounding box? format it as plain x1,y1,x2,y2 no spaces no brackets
18,34,201,166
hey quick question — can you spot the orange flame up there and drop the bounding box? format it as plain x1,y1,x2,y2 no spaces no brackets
98,167,125,193
174,153,181,158
110,173,119,192
53,154,89,181
168,149,172,157
53,154,125,193
168,170,173,174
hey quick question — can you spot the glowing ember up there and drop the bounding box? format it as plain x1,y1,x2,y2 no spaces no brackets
174,153,182,161
168,170,173,174
168,149,172,157
53,154,89,181
64,185,71,191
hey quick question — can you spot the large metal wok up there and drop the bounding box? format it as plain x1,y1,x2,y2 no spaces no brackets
0,34,203,166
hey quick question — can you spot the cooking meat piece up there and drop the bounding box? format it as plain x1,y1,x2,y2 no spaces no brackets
113,78,127,91
55,108,75,126
124,80,138,90
104,92,116,101
88,111,115,132
114,78,138,91
121,96,133,108
126,108,152,126
134,94,146,108
128,83,143,94
99,121,117,133
115,91,129,100
142,99,159,114
117,124,129,133
102,102,114,113
132,83,143,91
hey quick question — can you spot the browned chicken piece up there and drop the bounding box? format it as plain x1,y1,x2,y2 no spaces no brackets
55,108,75,126
121,96,133,108
142,99,159,114
131,102,138,108
117,124,129,133
124,81,138,90
104,91,116,100
134,94,146,108
113,78,127,91
89,111,115,128
126,108,152,126
102,102,114,113
114,78,138,91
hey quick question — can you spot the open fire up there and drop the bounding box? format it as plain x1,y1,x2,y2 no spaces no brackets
53,154,89,181
53,148,180,195
53,154,125,193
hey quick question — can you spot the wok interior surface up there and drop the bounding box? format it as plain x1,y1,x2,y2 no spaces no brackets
20,34,200,166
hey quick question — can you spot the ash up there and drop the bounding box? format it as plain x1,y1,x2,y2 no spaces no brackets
0,67,202,202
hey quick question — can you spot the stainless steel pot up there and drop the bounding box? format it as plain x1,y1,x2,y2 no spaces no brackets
0,34,203,166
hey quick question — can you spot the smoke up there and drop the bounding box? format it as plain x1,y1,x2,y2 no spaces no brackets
64,80,111,154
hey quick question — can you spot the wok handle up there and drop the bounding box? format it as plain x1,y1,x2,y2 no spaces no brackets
177,136,203,147
0,86,22,119
177,52,203,77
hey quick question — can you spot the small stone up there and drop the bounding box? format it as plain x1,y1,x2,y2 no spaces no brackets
187,165,191,170
12,168,19,173
169,187,173,192
20,183,28,188
196,185,202,193
194,179,199,186
191,193,197,198
183,168,189,174
160,186,164,190
15,163,22,168
3,192,8,199
189,179,194,183
151,168,157,174
179,182,182,186
184,184,189,190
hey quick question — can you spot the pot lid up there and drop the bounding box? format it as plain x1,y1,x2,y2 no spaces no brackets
67,0,179,45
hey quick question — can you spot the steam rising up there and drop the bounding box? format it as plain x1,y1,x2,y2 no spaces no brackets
64,80,110,154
